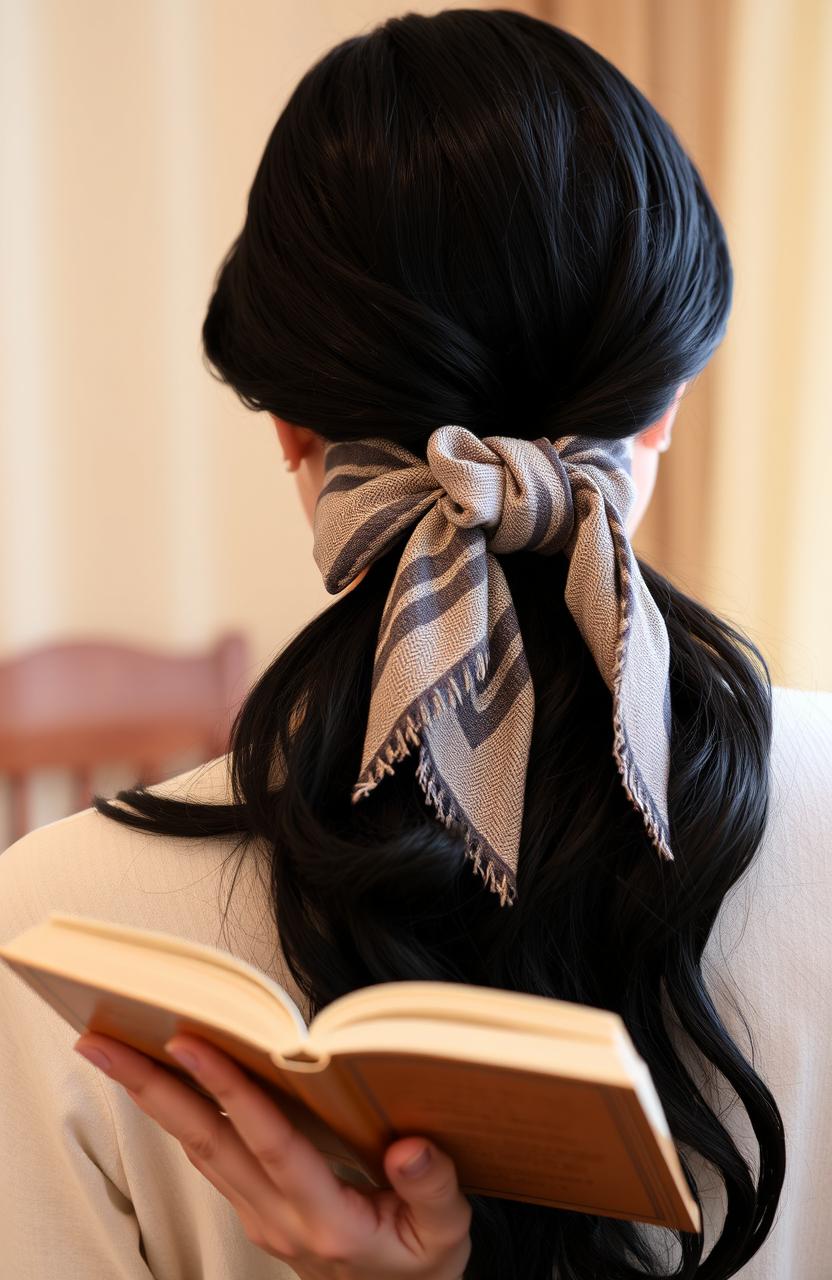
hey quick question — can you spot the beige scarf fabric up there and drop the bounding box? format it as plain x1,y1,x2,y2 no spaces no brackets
313,426,674,907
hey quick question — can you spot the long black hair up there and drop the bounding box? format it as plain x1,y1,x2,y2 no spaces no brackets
94,10,784,1277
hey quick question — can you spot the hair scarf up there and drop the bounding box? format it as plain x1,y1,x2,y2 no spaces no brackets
313,426,674,907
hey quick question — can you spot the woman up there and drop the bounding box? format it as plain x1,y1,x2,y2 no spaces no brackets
2,8,831,1279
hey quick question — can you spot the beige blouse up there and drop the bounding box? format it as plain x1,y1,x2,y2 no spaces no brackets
1,684,831,1278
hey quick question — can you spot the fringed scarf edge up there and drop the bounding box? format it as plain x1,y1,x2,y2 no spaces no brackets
351,641,518,907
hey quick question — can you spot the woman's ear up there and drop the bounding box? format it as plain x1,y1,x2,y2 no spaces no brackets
271,416,317,472
270,415,328,527
639,416,673,454
639,381,688,453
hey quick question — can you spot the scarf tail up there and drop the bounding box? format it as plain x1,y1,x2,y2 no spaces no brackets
609,534,675,864
352,641,518,908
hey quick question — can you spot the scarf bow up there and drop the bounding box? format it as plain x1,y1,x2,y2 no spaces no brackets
313,425,674,906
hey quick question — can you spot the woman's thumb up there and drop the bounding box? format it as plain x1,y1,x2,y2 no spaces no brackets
384,1138,472,1259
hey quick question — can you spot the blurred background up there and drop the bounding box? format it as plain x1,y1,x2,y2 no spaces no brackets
1,0,830,841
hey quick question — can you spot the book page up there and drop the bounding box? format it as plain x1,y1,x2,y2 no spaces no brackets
0,913,309,1054
315,1018,634,1085
45,913,310,1038
312,980,622,1044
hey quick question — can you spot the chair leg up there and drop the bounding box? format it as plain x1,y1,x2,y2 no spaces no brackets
75,767,94,812
10,774,29,844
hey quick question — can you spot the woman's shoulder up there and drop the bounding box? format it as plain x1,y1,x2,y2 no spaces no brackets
769,682,832,804
764,683,832,883
0,754,291,990
0,754,229,922
656,686,832,1271
710,681,832,923
703,681,832,1024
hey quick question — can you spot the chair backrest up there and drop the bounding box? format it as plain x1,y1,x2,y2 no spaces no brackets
0,633,251,842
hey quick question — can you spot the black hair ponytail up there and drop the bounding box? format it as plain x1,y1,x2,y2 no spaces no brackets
95,12,784,1276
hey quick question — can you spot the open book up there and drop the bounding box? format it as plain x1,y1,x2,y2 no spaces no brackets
0,912,700,1234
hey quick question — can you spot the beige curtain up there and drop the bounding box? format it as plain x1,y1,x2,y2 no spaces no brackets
545,0,832,692
1,0,829,833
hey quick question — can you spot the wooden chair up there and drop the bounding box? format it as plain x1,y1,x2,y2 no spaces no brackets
0,633,251,843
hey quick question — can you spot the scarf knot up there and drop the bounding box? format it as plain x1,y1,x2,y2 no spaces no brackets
427,425,577,555
313,426,674,907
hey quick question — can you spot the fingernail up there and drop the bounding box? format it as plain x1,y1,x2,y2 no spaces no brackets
165,1042,200,1073
74,1044,112,1073
399,1144,431,1177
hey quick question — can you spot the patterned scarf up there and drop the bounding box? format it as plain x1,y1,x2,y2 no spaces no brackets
313,426,674,907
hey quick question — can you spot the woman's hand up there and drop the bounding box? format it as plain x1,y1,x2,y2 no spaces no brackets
73,1031,472,1279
